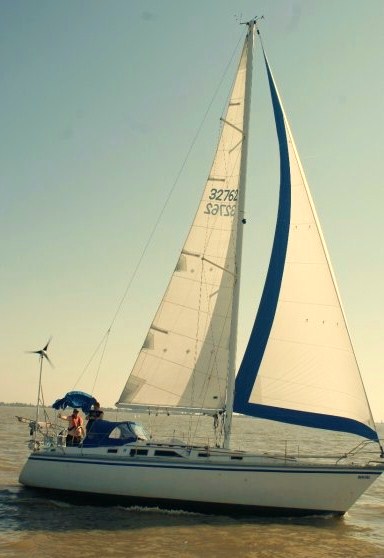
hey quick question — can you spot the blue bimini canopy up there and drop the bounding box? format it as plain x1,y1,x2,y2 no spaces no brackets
52,391,97,414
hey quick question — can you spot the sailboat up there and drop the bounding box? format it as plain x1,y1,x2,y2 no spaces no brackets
19,19,383,516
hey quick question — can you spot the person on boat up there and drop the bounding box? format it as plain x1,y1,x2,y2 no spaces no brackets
58,408,84,446
85,401,104,433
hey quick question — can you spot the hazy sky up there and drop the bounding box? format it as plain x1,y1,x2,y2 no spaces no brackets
1,1,383,421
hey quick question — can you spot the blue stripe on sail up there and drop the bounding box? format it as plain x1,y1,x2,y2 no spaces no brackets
236,404,379,442
233,52,379,444
233,53,291,413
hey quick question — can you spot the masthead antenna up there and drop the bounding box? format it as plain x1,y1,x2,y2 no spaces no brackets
240,15,264,27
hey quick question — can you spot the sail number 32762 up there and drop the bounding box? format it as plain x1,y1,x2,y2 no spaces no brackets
205,188,238,217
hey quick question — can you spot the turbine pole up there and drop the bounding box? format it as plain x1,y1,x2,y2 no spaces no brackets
34,354,44,443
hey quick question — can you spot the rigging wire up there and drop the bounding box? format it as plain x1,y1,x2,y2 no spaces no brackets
72,328,111,390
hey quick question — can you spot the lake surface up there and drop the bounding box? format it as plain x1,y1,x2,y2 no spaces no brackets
1,406,384,557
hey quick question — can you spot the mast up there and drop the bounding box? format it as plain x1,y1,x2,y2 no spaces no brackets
223,18,256,448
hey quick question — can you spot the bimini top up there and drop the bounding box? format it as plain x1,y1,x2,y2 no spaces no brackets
82,420,149,448
52,391,97,414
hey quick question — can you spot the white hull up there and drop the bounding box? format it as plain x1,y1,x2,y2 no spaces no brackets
19,446,383,516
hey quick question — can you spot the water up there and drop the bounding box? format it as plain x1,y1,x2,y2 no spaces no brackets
1,406,384,557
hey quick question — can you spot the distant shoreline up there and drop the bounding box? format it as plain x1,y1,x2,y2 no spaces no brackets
0,402,117,411
2,403,383,423
0,402,34,407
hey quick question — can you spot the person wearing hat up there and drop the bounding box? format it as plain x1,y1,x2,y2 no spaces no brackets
58,408,84,446
86,401,104,433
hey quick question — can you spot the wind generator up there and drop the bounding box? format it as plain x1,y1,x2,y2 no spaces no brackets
26,338,53,445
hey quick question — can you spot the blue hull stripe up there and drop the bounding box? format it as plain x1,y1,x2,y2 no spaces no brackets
27,455,382,475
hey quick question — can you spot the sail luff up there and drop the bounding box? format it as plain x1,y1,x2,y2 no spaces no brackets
223,21,255,448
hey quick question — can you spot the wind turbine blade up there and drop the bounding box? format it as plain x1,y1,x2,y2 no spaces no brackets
43,353,55,368
43,337,52,352
26,337,54,366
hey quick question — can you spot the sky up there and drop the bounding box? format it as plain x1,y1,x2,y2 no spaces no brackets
1,0,383,421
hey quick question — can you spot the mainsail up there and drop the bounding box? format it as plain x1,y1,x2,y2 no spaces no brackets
234,48,378,441
118,30,252,415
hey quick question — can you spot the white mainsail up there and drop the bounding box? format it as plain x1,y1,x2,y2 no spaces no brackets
118,35,251,415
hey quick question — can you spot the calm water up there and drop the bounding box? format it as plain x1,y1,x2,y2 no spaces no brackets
1,406,384,558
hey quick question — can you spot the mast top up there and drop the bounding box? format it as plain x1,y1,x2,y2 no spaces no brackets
240,15,264,28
